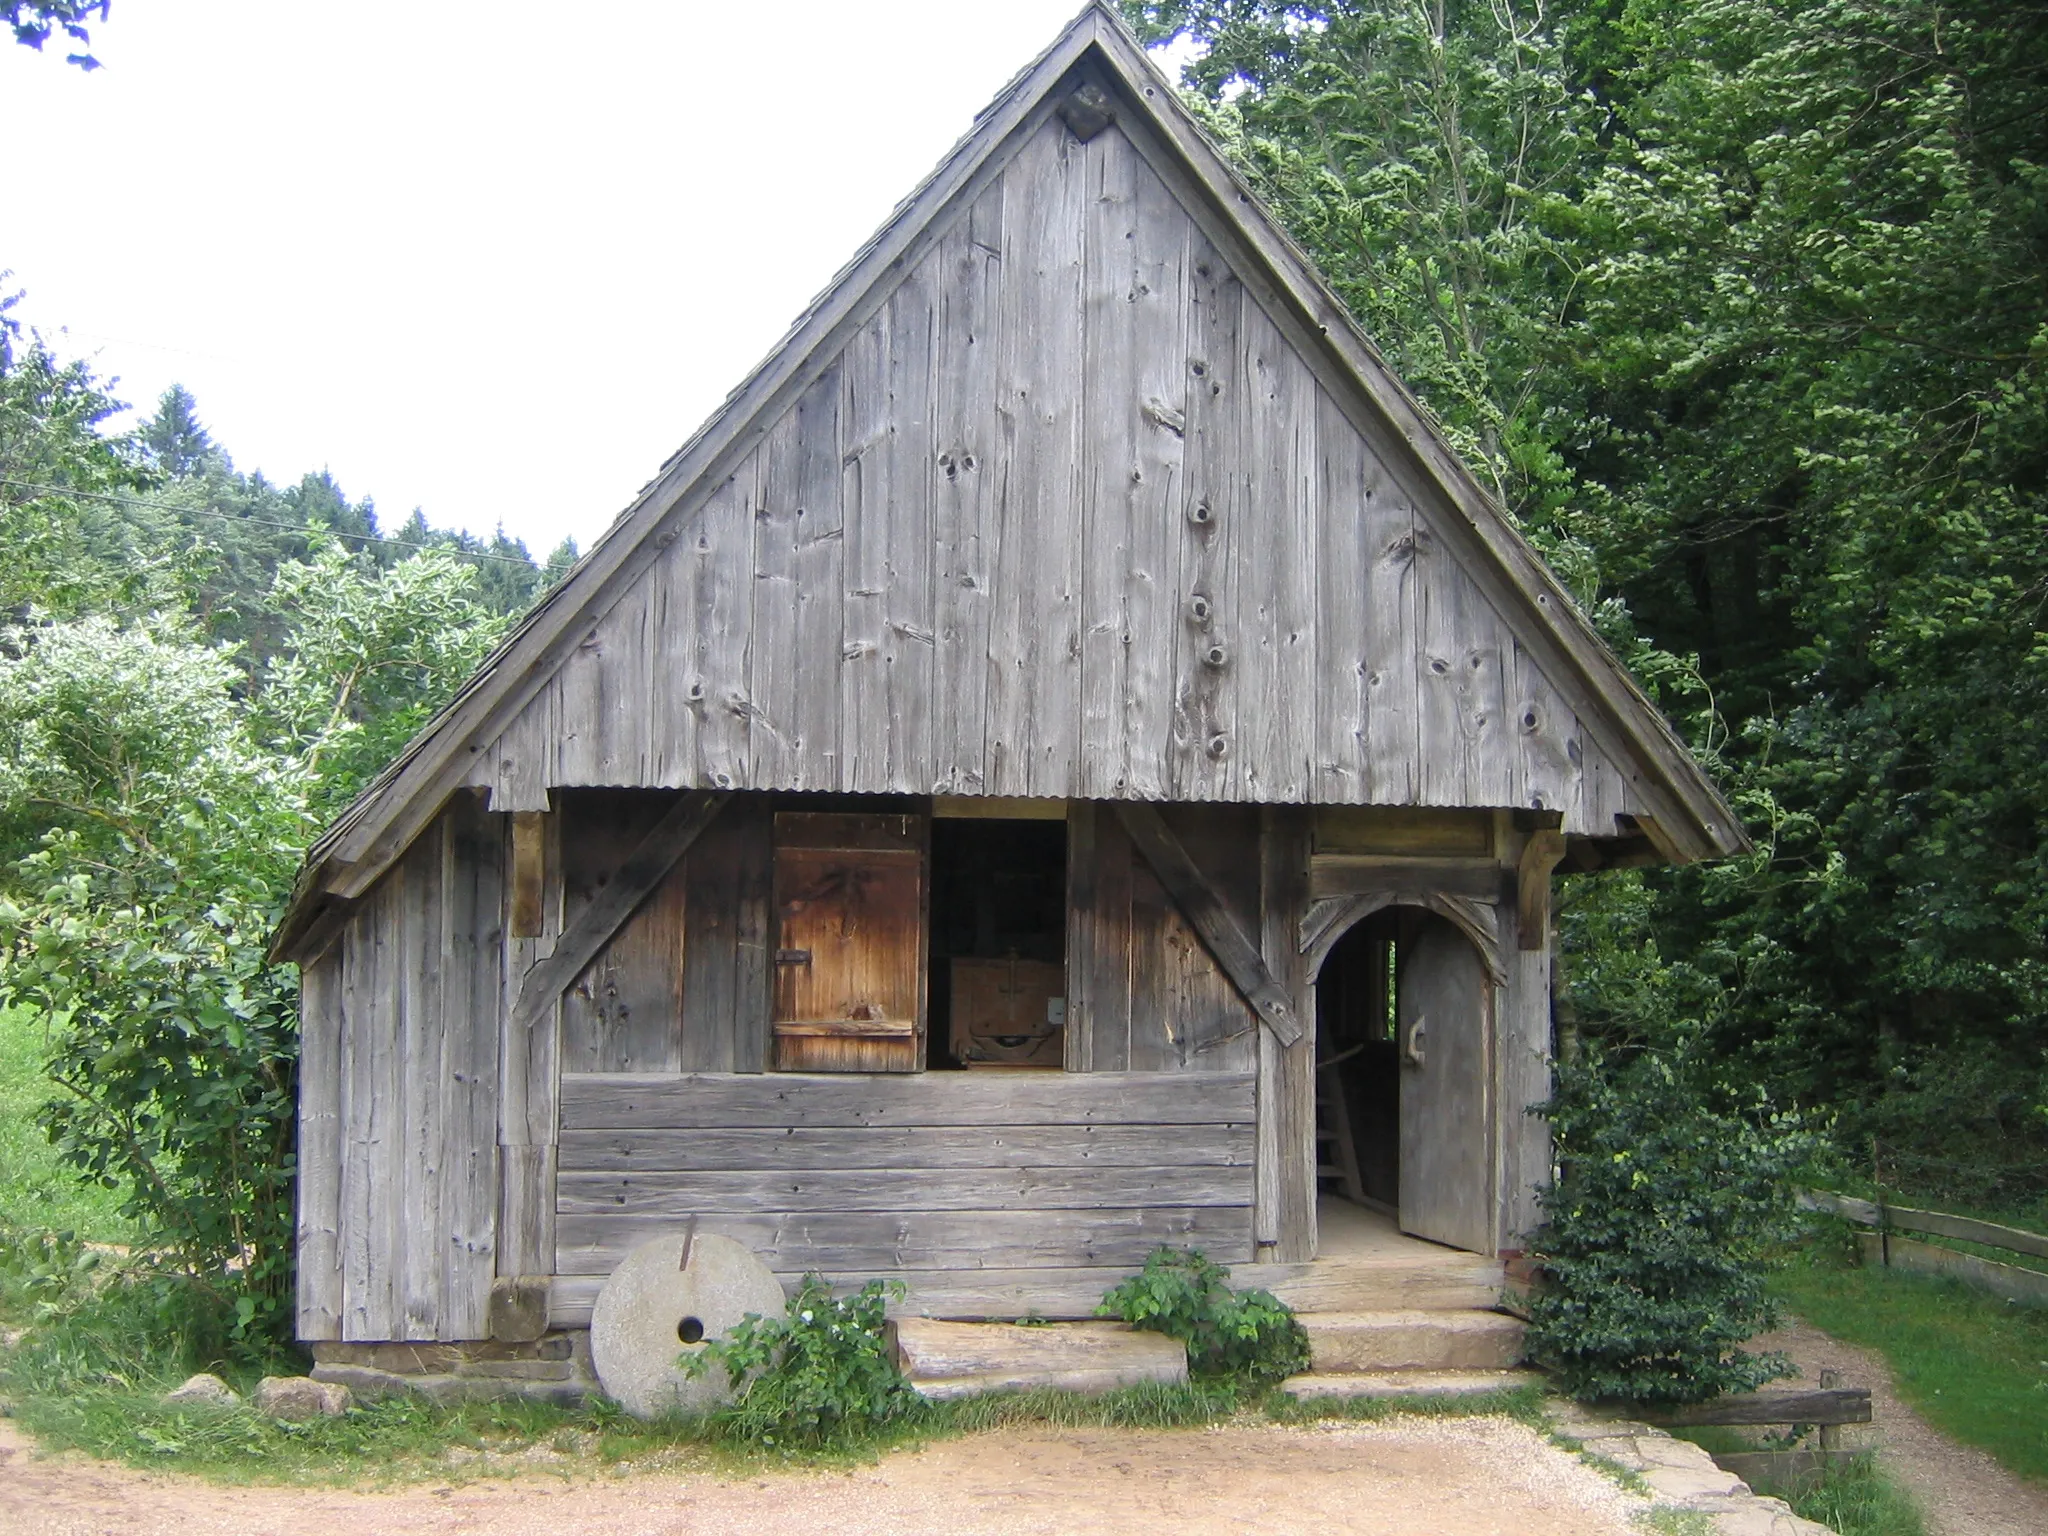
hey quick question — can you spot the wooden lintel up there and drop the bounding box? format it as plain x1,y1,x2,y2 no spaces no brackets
1308,855,1503,903
1516,830,1568,951
510,810,548,939
1112,803,1304,1047
511,790,731,1031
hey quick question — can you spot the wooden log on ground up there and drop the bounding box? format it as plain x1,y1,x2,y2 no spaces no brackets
1646,1388,1872,1428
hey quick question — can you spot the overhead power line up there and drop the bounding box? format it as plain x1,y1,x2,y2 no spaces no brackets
0,476,549,568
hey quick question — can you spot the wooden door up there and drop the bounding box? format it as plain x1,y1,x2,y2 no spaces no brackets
1396,920,1495,1252
772,811,927,1071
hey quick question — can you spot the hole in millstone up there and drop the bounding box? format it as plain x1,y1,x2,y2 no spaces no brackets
677,1316,705,1345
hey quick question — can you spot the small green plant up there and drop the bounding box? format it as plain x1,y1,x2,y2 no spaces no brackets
1097,1246,1309,1385
1524,1044,1816,1405
684,1275,919,1448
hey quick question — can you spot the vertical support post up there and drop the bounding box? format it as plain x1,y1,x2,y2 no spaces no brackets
497,803,560,1282
1063,800,1098,1072
1257,806,1315,1262
1499,875,1554,1253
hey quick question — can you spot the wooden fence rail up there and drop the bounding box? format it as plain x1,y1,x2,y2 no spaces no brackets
1800,1189,2048,1307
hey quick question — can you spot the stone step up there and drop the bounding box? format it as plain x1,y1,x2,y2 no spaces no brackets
1302,1309,1527,1372
1280,1368,1546,1400
892,1318,1188,1399
1265,1256,1506,1315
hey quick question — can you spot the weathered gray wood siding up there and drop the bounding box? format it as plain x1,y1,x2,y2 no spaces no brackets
463,113,1640,834
554,790,772,1076
300,795,503,1341
548,1069,1254,1327
1065,802,1260,1073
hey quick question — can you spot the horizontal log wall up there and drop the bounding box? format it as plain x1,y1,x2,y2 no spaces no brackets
465,110,1641,833
550,1070,1255,1323
299,795,504,1342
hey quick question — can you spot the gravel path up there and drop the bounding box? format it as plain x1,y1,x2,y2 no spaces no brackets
0,1414,1646,1536
1756,1317,2048,1536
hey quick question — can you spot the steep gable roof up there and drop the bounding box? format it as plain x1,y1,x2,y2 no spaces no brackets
275,2,1743,954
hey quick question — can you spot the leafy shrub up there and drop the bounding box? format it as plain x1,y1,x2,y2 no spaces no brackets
1098,1246,1309,1385
684,1275,918,1447
1526,1044,1816,1404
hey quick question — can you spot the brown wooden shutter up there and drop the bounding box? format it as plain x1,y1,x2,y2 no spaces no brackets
771,811,927,1072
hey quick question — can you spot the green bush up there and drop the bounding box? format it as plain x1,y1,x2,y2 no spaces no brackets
1526,1045,1815,1404
1097,1246,1309,1385
684,1276,919,1448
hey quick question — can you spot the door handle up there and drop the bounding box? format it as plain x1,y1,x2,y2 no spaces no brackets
1403,1016,1427,1069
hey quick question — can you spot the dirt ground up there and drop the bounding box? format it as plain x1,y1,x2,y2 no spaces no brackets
1758,1317,2048,1536
0,1414,1646,1536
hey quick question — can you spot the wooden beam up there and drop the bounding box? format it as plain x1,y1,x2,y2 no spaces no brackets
509,810,548,939
1647,1388,1872,1429
1516,830,1567,952
510,790,729,1031
1112,802,1302,1047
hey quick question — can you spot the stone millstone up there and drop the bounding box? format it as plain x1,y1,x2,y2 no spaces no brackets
589,1232,786,1419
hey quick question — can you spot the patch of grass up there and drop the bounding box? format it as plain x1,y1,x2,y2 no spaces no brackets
0,1004,135,1246
1773,1244,2048,1485
1265,1383,1548,1426
1634,1510,1716,1536
3,1303,1549,1488
1780,1455,1926,1536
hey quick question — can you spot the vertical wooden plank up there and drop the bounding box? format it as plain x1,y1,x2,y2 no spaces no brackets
593,578,653,787
1083,134,1188,800
1235,300,1316,804
398,824,447,1339
441,796,502,1338
887,260,938,791
681,802,741,1074
692,469,755,792
987,119,1085,796
931,195,1002,794
1510,639,1584,827
553,622,603,790
1063,801,1099,1071
1170,233,1243,799
1125,856,1173,1071
1078,127,1136,802
648,537,703,788
1315,388,1369,804
294,947,344,1341
337,903,377,1337
1419,556,1512,810
841,308,892,794
1363,470,1421,806
1257,806,1315,1262
1087,807,1135,1072
732,796,774,1074
750,370,843,791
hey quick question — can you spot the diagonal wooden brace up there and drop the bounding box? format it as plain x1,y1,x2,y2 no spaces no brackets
1113,802,1304,1046
511,789,731,1032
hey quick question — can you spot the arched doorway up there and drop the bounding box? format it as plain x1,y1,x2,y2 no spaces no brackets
1314,905,1497,1253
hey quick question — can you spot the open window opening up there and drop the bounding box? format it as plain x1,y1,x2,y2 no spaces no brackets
927,815,1067,1070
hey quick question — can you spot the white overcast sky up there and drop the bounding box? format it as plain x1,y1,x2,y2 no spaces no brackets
4,2,1193,558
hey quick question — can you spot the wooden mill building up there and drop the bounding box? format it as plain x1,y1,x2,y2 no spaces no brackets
274,3,1743,1351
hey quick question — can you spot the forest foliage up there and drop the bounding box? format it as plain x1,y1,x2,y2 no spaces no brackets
0,286,571,1341
1128,0,2048,1220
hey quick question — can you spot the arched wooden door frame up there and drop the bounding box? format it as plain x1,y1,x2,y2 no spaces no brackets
1299,889,1504,1256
